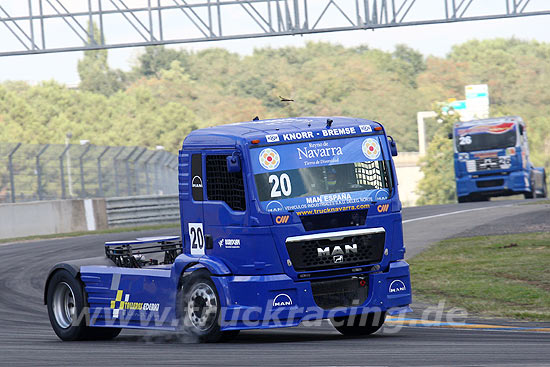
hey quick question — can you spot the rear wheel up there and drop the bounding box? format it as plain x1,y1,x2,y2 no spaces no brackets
331,311,386,336
46,270,121,341
179,271,237,342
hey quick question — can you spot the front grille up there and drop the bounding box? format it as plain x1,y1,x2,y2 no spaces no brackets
476,179,504,188
286,230,385,271
475,157,500,171
310,277,369,309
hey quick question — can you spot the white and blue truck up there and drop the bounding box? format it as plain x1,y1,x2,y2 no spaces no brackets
452,116,547,202
44,117,412,342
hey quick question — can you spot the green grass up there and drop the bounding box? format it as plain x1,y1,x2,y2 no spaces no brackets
409,232,550,321
521,199,550,205
0,223,179,245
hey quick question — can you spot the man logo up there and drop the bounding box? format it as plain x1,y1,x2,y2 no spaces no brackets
377,204,390,213
272,293,293,307
317,244,357,257
389,280,407,293
275,215,290,224
192,176,203,188
333,255,344,263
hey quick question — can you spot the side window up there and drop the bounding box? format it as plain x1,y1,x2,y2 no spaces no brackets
205,155,246,211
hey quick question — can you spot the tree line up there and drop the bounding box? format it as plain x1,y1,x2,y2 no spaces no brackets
1,38,549,204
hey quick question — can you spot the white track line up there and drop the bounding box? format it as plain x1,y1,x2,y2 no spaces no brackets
402,204,514,224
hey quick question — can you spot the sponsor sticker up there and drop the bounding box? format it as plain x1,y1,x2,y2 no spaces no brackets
275,215,290,224
265,134,280,143
110,290,160,318
218,238,241,249
377,204,390,213
282,131,314,141
259,148,281,170
359,125,372,133
457,122,515,136
321,127,356,137
362,138,381,160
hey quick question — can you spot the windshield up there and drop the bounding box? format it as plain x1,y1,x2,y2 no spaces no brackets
249,136,392,213
455,122,517,153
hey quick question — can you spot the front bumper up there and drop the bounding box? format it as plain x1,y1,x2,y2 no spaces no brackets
456,170,529,198
213,260,412,331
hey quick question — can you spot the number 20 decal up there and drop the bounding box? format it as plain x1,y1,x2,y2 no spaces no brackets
269,173,292,198
188,223,205,255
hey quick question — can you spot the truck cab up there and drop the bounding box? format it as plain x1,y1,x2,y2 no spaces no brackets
44,116,412,342
452,116,547,202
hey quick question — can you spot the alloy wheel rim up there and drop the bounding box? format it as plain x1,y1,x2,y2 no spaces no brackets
187,283,218,331
52,282,76,329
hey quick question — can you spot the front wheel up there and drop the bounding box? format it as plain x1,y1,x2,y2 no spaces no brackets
179,271,237,342
525,176,535,199
538,175,547,198
331,311,386,336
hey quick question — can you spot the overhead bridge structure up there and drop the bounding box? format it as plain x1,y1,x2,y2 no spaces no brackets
1,0,549,57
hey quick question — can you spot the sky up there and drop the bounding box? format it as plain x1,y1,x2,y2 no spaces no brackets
1,1,550,85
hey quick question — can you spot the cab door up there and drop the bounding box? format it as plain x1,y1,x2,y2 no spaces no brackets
182,153,206,256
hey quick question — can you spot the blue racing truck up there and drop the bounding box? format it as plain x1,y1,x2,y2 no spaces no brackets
452,116,547,203
44,117,411,342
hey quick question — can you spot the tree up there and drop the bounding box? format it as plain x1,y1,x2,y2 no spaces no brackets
77,23,124,96
416,108,460,206
132,46,190,78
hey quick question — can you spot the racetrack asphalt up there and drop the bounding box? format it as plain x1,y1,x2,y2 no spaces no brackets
0,199,549,366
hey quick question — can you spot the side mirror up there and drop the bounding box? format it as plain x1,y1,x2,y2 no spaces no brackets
448,132,453,140
387,136,398,157
226,153,241,173
519,125,524,135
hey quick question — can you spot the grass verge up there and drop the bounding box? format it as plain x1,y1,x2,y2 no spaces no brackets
409,232,550,321
521,199,550,205
0,223,179,245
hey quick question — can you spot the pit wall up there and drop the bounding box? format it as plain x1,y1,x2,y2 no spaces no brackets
0,199,107,240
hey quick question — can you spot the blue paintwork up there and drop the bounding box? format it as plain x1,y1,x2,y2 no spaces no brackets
77,116,412,332
452,116,545,200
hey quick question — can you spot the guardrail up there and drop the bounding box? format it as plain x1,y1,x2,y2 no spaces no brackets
106,195,180,227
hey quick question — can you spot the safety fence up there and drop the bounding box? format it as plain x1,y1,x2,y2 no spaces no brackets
0,142,178,204
106,195,179,227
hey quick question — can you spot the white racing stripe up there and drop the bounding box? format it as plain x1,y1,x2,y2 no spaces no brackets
402,204,514,224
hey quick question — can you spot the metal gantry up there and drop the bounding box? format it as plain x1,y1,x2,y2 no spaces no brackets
0,0,549,56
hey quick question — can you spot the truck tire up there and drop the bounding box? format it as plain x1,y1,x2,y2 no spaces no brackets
46,269,121,341
179,271,235,342
457,196,470,203
46,269,90,341
525,176,535,199
541,175,548,198
331,311,386,336
87,327,122,340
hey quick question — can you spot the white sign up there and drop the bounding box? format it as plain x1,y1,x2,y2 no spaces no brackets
464,84,489,121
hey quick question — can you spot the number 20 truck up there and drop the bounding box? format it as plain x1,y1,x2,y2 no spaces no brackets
452,116,547,202
44,117,411,342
